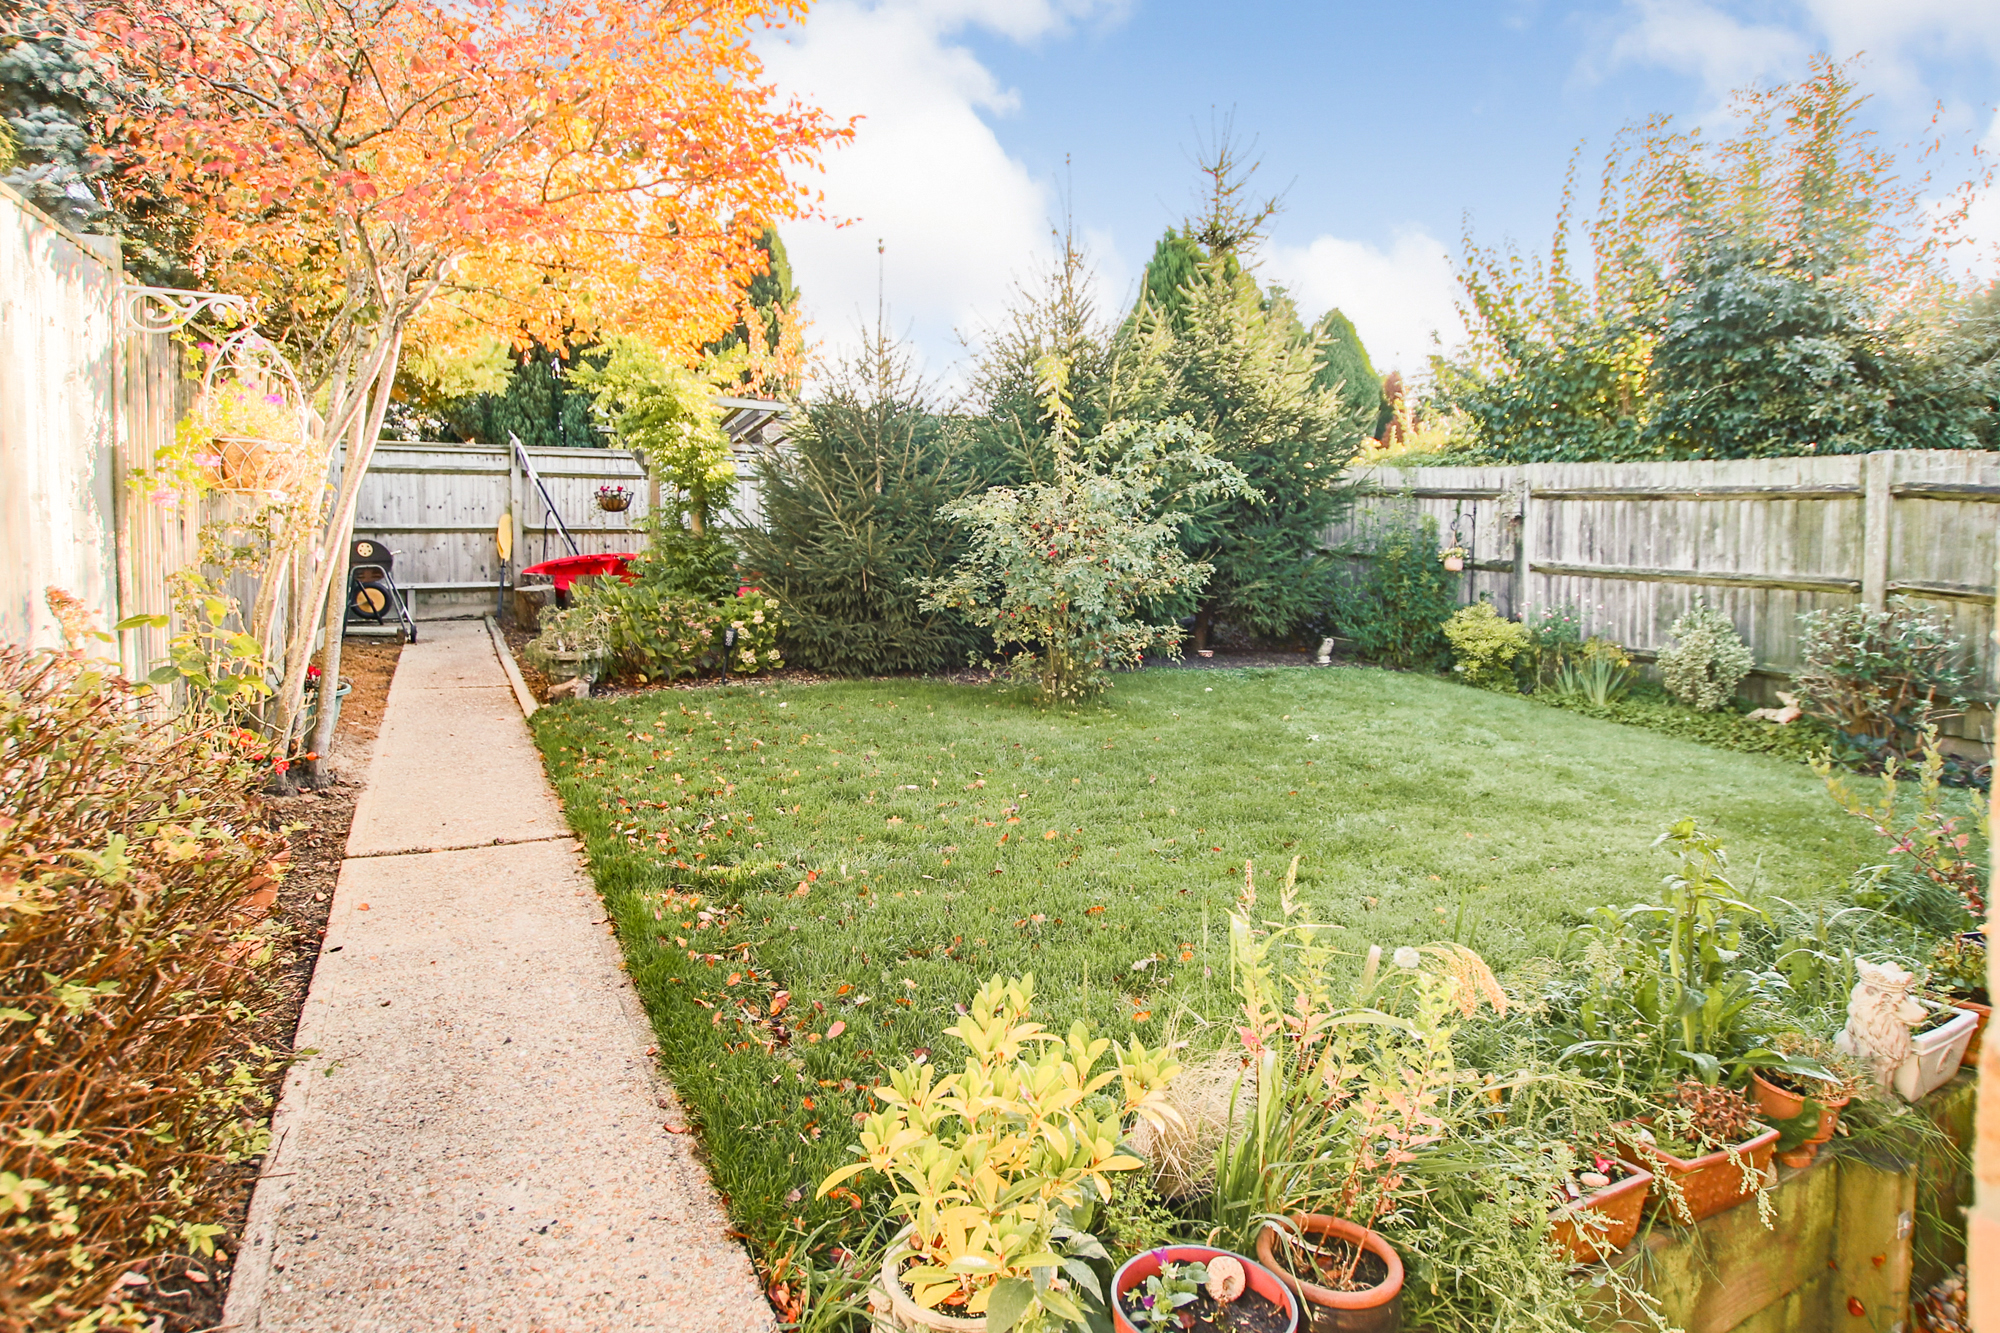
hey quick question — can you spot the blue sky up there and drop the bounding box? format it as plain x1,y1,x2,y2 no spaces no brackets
758,1,2000,390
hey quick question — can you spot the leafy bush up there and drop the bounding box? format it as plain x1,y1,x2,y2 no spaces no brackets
1793,599,1968,761
1334,512,1461,669
1,647,287,1327
1816,731,1985,929
818,974,1179,1329
567,577,783,684
919,393,1250,702
1659,601,1754,712
1444,601,1531,691
739,341,991,676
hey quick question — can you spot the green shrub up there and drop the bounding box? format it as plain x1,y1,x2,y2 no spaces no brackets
919,389,1251,703
1793,599,1969,762
1,647,287,1327
567,577,783,683
1659,601,1754,712
1334,512,1461,669
740,343,991,676
1444,601,1531,691
1537,684,1834,764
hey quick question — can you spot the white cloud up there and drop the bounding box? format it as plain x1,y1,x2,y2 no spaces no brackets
758,1,1126,390
1594,0,2000,99
1265,229,1464,377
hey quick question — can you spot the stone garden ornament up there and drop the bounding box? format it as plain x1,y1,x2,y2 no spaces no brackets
1834,959,1927,1092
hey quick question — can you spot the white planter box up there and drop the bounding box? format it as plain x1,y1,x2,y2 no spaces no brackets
1893,1006,1979,1102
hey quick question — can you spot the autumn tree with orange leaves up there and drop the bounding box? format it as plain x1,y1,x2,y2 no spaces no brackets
97,0,843,782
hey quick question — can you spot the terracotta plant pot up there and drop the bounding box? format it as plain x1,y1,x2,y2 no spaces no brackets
1255,1215,1402,1333
866,1245,986,1332
1954,998,1990,1066
1547,1160,1654,1265
1113,1245,1297,1333
1442,555,1464,572
1750,1072,1849,1169
1617,1120,1780,1224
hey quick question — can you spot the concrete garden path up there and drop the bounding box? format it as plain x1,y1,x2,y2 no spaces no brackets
224,620,772,1333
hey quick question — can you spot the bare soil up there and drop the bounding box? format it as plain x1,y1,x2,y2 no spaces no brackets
134,638,399,1333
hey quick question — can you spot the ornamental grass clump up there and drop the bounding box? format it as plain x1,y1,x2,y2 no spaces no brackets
1658,601,1754,712
818,973,1181,1330
0,646,289,1328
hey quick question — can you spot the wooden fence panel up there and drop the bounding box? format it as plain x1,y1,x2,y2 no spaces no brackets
1330,450,2000,741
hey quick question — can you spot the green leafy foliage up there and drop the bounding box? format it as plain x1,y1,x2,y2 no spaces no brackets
1440,60,1996,461
570,337,735,532
1117,255,1370,644
564,578,783,685
1444,601,1531,691
819,974,1178,1328
1,646,287,1326
740,336,991,676
1658,601,1754,712
1332,512,1461,669
920,379,1252,702
1793,600,1969,762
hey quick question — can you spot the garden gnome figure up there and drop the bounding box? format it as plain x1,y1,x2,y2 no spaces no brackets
1834,960,1926,1093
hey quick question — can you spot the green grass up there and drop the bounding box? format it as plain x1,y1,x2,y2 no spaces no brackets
529,664,1877,1259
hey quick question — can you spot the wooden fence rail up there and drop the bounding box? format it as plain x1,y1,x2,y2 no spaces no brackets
1329,451,2000,742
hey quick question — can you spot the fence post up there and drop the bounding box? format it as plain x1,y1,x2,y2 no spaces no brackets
1861,453,1893,612
507,441,525,583
1513,473,1533,618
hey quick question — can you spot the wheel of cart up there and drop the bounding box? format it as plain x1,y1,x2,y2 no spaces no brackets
345,537,419,643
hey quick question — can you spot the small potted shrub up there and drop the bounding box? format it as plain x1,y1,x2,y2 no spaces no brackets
1925,935,1989,1067
818,974,1181,1331
1547,1149,1653,1266
1750,1036,1864,1169
1618,1081,1777,1224
1112,1249,1298,1333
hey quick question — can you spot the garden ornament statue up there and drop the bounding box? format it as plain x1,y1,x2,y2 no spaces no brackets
1835,960,1927,1091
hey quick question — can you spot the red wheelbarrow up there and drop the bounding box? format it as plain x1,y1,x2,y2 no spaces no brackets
519,552,639,605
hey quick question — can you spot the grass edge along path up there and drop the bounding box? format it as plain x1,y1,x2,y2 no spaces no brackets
529,664,1876,1278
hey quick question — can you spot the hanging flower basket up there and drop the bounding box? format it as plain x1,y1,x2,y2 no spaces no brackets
597,484,634,513
191,379,312,494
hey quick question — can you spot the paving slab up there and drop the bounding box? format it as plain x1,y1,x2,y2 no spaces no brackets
225,622,772,1333
345,622,566,857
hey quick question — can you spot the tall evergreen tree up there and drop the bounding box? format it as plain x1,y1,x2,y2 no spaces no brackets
1310,307,1388,436
1113,136,1372,648
740,330,991,675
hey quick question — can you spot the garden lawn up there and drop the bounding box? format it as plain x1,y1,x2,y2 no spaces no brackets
530,664,1875,1255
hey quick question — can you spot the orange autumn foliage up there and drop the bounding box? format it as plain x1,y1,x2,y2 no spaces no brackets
100,0,848,368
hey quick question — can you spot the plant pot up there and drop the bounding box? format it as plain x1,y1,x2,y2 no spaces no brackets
867,1245,988,1332
597,492,633,512
1547,1160,1653,1266
1617,1120,1779,1224
1442,555,1464,572
1116,1245,1298,1333
1255,1216,1400,1333
1751,1072,1849,1168
1893,1005,1979,1101
1956,998,1990,1066
298,678,353,740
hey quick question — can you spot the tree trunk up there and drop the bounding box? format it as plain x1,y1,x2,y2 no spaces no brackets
1192,603,1214,653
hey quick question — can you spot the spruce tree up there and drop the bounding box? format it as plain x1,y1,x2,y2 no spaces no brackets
740,331,991,675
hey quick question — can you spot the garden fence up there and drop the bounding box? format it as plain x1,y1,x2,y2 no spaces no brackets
0,181,214,679
352,410,784,619
1330,451,2000,743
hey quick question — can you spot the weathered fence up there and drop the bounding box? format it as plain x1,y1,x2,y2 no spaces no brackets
0,181,208,677
353,402,785,618
1331,451,2000,737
